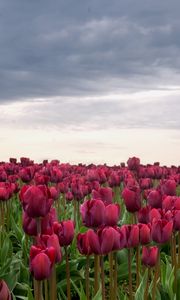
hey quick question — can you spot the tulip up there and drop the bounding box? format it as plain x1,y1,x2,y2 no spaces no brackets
173,210,180,231
151,219,173,244
77,232,93,255
141,246,159,267
19,185,53,218
92,187,113,205
30,245,56,280
49,186,60,201
122,186,141,213
80,199,105,228
87,226,120,255
138,223,151,245
162,196,180,211
50,167,62,183
139,178,153,190
53,220,74,246
147,190,162,208
108,171,121,187
121,224,139,248
0,182,12,201
149,208,162,222
0,168,7,181
34,173,50,185
160,179,176,196
36,234,62,263
127,157,140,171
65,191,74,201
104,204,120,226
0,279,11,300
137,206,151,224
19,166,35,182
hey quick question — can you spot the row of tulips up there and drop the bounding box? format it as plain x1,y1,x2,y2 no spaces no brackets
0,156,180,299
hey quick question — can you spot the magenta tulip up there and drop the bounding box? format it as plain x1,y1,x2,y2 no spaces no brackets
19,185,53,218
77,232,93,255
121,224,139,248
80,199,105,228
138,223,151,245
151,219,173,244
147,190,162,208
104,203,120,226
92,187,113,205
122,187,141,213
142,246,158,267
30,245,56,280
53,220,74,246
0,279,11,300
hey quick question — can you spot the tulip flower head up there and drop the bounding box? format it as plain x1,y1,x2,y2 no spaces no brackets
30,245,56,280
19,185,53,218
142,246,159,267
53,220,75,246
0,279,11,300
80,199,105,228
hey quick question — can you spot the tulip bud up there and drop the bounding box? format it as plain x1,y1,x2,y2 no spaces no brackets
121,224,139,248
19,185,53,218
30,245,56,280
160,179,176,196
151,219,173,244
138,223,151,245
0,279,11,300
137,206,151,224
127,157,140,171
87,226,120,255
122,187,141,213
53,220,74,246
80,199,105,228
92,187,113,205
77,232,93,255
141,246,158,267
173,210,180,231
105,204,120,226
147,190,162,208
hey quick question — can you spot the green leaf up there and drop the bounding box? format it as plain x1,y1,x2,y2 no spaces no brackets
92,287,102,300
134,269,148,300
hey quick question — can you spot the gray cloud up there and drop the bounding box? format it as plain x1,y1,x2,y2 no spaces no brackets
0,0,180,103
1,94,180,130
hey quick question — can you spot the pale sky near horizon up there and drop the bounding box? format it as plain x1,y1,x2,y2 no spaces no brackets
0,0,180,166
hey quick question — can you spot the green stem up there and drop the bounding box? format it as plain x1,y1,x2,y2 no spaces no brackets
34,280,43,300
36,218,41,235
73,199,77,225
173,232,177,293
136,246,140,288
86,256,90,300
152,248,160,300
94,254,100,295
144,268,150,300
128,248,133,300
57,197,60,221
49,265,56,300
113,252,118,300
101,255,105,300
44,280,48,300
109,252,114,299
171,234,175,268
65,246,71,300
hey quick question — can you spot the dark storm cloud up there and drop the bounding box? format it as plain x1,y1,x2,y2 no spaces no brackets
0,0,180,103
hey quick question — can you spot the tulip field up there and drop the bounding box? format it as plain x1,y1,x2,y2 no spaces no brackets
0,157,180,300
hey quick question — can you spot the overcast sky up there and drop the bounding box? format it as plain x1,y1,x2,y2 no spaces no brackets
0,0,180,166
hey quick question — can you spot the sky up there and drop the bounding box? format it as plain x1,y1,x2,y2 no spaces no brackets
0,0,180,166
